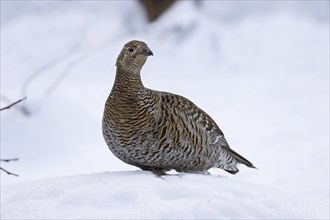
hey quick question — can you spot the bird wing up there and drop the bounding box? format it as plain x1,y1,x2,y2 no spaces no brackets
154,91,255,172
154,91,226,154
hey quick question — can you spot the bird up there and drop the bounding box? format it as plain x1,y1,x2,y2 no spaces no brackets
102,40,256,175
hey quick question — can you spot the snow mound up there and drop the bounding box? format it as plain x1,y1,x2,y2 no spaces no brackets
1,172,322,219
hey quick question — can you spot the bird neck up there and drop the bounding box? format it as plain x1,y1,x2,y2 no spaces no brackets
112,68,145,95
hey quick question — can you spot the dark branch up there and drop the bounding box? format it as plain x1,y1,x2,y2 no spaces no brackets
0,158,19,162
0,167,19,177
139,0,176,22
0,95,30,116
0,97,27,111
0,159,19,177
1,97,22,177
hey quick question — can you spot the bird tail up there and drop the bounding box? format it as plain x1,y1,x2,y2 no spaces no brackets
215,146,256,175
226,147,256,169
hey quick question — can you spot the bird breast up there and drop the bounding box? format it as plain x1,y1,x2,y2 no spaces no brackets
103,89,160,149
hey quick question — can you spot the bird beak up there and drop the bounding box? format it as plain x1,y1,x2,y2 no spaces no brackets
146,48,153,56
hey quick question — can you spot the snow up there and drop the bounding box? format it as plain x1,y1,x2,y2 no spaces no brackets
0,171,323,219
1,1,329,219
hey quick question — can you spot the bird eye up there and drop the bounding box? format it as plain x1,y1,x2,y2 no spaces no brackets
128,48,134,52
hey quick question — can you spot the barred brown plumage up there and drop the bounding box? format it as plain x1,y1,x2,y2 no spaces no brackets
102,40,256,175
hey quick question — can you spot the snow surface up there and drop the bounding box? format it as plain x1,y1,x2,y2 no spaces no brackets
1,1,329,219
0,171,324,219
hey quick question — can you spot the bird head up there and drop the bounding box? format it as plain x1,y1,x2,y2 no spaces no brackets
116,40,153,74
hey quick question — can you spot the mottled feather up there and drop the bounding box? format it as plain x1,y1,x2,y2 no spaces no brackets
102,40,255,174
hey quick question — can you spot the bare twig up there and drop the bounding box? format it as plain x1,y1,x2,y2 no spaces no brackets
0,97,27,111
1,96,23,177
0,167,19,177
0,158,19,162
0,95,30,115
0,159,19,177
1,100,22,177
